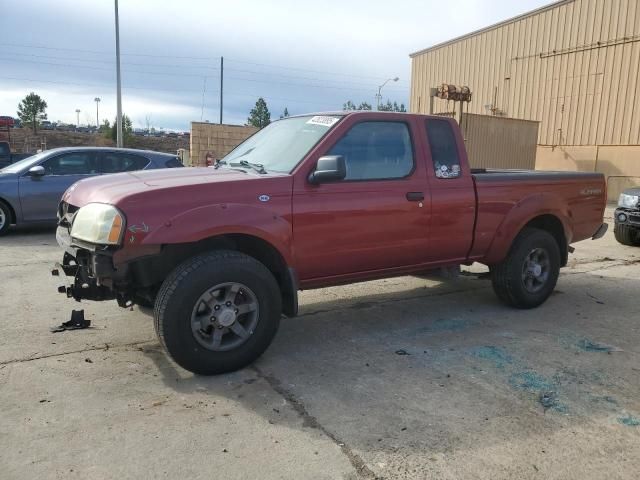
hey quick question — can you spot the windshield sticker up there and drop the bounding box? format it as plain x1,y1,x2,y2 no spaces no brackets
306,116,340,127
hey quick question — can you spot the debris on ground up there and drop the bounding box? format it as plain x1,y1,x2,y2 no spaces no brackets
576,339,614,353
539,391,559,412
395,349,410,355
586,293,605,305
84,358,92,363
50,310,90,332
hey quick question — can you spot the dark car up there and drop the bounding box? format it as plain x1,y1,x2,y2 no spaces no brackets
0,147,183,235
0,141,33,169
614,187,640,246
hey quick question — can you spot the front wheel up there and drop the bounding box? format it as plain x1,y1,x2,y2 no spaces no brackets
154,251,282,375
614,223,640,246
491,228,561,309
0,201,11,236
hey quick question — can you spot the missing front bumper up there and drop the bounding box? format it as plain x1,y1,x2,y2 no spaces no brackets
53,249,117,303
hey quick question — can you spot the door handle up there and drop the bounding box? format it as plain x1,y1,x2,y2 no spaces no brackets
406,192,424,202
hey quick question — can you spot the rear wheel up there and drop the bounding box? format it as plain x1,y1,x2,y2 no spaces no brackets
614,223,640,246
491,228,561,309
0,201,11,236
154,250,281,375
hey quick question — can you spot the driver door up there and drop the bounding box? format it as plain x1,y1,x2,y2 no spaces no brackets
292,118,431,282
19,151,99,222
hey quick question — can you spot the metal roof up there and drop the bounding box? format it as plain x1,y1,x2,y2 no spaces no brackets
409,0,573,58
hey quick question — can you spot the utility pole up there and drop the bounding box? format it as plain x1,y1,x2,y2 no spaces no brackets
114,0,123,147
200,76,207,121
75,109,80,127
219,56,224,124
94,97,101,128
376,77,399,110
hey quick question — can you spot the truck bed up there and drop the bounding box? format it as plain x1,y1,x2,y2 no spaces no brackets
469,169,607,262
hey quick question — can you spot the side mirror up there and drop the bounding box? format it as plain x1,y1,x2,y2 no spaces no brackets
308,155,346,184
27,166,46,177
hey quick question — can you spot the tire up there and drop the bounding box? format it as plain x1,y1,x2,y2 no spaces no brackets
614,223,640,246
0,201,11,236
154,250,281,375
491,227,561,309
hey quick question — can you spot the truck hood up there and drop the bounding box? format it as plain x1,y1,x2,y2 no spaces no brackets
62,167,288,207
62,166,294,248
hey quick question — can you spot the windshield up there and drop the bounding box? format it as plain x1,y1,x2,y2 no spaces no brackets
0,151,48,174
221,115,342,173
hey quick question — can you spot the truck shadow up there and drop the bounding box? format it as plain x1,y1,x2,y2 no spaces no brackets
141,267,640,468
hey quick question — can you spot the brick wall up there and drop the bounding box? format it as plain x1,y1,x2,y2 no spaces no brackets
190,122,258,167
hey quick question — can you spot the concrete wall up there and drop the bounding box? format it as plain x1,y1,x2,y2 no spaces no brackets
536,144,640,201
190,122,257,167
410,0,640,147
462,113,539,170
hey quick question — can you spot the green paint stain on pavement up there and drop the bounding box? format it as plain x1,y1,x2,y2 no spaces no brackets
509,371,554,392
471,346,513,368
427,318,474,332
618,414,640,427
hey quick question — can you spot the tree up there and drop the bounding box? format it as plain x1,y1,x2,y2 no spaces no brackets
280,107,289,119
343,100,372,111
17,92,47,133
107,115,133,142
100,119,111,133
377,100,406,112
247,98,271,128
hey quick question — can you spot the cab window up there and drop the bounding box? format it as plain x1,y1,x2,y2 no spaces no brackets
328,121,413,181
425,120,461,179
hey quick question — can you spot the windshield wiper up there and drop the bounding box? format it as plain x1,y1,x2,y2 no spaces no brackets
230,159,267,174
214,160,227,169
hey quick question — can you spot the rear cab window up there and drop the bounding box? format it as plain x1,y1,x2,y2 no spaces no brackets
328,121,414,181
425,119,462,179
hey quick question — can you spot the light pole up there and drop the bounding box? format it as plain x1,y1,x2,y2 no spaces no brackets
75,109,80,127
114,0,123,147
94,97,101,129
376,77,399,109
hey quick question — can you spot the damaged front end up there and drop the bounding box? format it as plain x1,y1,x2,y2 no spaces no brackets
54,201,133,308
53,228,134,307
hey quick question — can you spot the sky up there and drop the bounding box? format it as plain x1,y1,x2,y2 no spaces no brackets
0,0,551,131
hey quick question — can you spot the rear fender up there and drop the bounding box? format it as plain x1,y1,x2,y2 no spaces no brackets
483,193,572,265
140,203,294,266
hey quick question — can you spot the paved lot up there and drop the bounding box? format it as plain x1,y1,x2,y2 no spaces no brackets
1,208,639,479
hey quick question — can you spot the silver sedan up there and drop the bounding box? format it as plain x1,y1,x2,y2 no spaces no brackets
0,147,183,235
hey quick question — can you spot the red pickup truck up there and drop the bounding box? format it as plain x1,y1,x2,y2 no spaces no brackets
55,112,607,375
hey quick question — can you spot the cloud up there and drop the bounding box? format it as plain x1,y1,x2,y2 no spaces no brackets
1,0,551,130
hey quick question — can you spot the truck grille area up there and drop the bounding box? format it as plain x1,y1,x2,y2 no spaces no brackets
58,201,79,228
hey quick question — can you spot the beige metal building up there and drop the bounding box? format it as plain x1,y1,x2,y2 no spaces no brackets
410,0,640,199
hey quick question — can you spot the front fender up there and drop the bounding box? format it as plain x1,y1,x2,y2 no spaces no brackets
482,192,572,265
139,202,294,265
